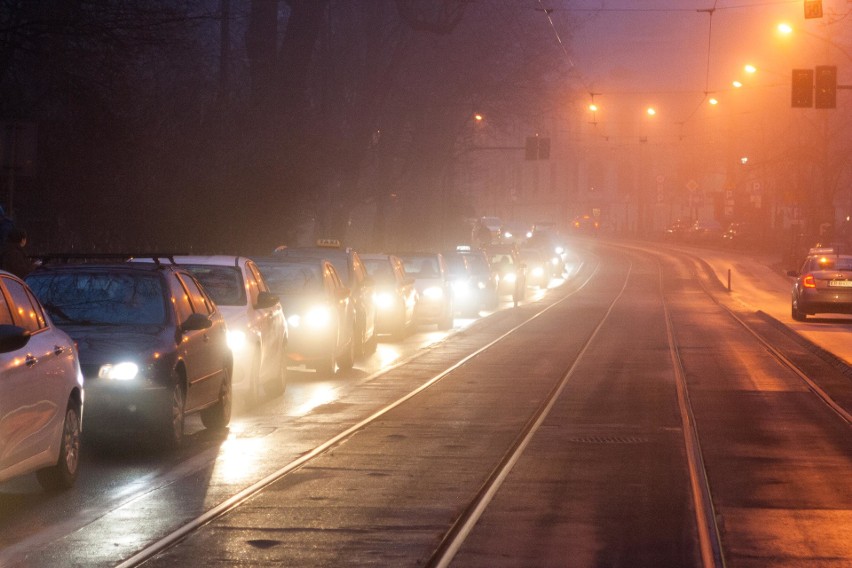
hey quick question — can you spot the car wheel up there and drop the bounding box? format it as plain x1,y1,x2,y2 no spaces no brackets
36,400,81,491
353,321,367,357
201,366,232,430
264,359,287,398
314,350,336,376
160,382,186,449
337,337,355,371
791,300,807,322
364,327,378,354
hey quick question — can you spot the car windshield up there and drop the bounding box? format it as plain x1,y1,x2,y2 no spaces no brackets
807,257,852,272
399,256,439,278
27,271,166,325
182,264,246,306
256,262,324,295
443,255,468,277
465,255,490,274
275,249,350,285
491,253,515,267
363,259,396,284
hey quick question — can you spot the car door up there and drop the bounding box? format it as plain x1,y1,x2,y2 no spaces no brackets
0,277,71,470
246,261,284,380
175,273,223,410
325,264,351,351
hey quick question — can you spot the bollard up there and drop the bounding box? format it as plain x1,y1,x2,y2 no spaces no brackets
727,268,732,291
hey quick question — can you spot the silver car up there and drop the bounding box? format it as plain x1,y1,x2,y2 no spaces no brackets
0,271,84,490
788,248,852,321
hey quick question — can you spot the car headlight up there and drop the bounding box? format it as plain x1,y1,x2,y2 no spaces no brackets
98,362,139,381
554,246,564,255
477,280,487,290
452,280,470,295
373,291,396,310
305,305,332,328
287,314,302,328
422,286,444,300
532,267,544,278
551,257,560,266
227,329,247,351
503,272,517,284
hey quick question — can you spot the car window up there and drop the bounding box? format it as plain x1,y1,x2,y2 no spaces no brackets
326,257,349,286
27,271,167,326
246,262,268,294
0,281,14,325
808,257,852,272
401,256,438,277
351,255,366,286
183,264,246,307
327,264,345,292
3,277,44,331
179,274,214,315
363,259,396,285
466,255,490,273
256,262,324,295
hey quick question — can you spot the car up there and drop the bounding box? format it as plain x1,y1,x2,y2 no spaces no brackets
520,248,549,288
254,257,356,376
273,240,376,356
0,271,84,490
486,243,526,303
787,248,852,321
360,253,417,340
392,252,454,329
443,250,482,317
527,225,568,276
475,216,504,246
721,222,758,249
570,214,600,236
145,256,288,405
27,256,232,448
500,221,533,245
452,246,499,310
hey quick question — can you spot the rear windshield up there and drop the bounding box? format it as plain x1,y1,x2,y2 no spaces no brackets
256,262,324,295
182,265,246,306
27,271,166,325
805,257,852,272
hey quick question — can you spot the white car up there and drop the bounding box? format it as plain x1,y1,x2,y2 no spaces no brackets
0,271,84,490
137,256,288,405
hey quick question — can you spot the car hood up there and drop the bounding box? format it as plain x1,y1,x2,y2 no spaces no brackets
277,293,329,316
58,324,171,366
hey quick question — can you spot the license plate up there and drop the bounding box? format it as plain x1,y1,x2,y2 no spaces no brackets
828,280,852,287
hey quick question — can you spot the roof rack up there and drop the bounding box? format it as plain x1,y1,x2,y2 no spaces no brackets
34,253,189,267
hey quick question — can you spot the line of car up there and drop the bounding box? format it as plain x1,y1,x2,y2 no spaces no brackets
0,238,567,491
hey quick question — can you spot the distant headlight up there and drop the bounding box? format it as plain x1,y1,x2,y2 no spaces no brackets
374,291,396,310
503,230,513,239
526,231,533,238
554,246,564,255
477,280,487,290
532,267,544,278
423,286,444,300
503,272,517,284
98,362,139,381
551,257,560,266
227,329,247,351
287,314,302,328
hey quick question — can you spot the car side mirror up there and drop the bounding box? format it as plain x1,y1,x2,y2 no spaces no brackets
0,325,30,353
255,291,280,310
182,312,212,331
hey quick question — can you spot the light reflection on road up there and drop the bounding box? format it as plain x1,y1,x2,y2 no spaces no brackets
212,424,269,483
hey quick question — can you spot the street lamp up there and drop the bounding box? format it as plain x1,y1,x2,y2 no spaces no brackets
744,64,757,75
646,107,656,116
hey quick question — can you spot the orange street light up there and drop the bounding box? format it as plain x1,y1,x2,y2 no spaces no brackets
744,64,757,74
646,107,656,116
777,22,793,35
732,80,743,88
708,97,719,105
588,103,598,112
474,113,483,122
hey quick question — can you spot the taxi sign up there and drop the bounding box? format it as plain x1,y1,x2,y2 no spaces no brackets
456,245,472,252
316,239,341,248
808,246,837,256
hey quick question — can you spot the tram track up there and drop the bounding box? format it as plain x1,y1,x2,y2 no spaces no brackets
120,241,851,568
116,258,606,568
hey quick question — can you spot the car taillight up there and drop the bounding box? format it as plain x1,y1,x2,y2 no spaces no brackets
803,274,816,288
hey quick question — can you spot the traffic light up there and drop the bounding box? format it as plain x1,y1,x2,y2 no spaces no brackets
804,0,823,19
814,65,837,109
791,69,814,108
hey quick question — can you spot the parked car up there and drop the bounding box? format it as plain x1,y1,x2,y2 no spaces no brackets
787,247,852,321
141,256,288,405
360,253,417,340
255,257,356,376
27,256,232,448
273,240,376,356
0,271,84,490
393,252,454,329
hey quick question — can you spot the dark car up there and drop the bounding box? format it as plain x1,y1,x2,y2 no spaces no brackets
453,246,499,310
26,257,232,448
787,248,852,321
255,257,356,376
520,248,549,288
360,254,417,340
273,240,376,356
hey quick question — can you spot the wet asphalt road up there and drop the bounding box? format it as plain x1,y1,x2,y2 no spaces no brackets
1,240,851,567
